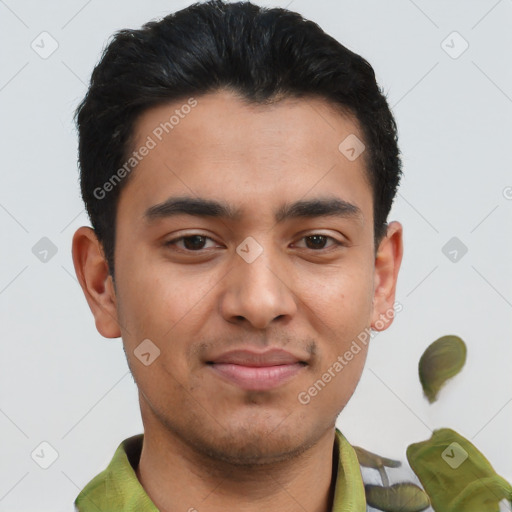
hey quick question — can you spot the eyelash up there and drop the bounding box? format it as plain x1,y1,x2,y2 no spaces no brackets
164,233,345,253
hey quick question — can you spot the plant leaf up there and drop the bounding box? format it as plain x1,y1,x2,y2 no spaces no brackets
353,446,401,469
365,483,431,511
407,428,512,512
418,335,466,403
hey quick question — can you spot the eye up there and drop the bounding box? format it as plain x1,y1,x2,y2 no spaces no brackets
165,234,219,252
294,234,344,251
164,233,345,253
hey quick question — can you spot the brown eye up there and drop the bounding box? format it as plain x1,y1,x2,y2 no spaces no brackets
165,235,217,252
295,234,343,250
181,235,208,250
305,235,329,249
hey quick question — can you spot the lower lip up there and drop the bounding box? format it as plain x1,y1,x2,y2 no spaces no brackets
208,363,305,391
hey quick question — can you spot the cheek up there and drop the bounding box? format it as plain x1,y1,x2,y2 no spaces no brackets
115,257,229,392
298,344,368,419
117,248,218,340
115,266,206,401
298,261,373,397
300,262,374,332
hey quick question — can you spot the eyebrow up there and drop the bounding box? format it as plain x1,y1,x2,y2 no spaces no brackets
144,195,364,224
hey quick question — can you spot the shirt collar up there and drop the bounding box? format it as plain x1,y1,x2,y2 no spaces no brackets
74,428,366,511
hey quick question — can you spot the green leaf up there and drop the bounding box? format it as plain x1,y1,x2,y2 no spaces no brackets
365,483,431,512
353,446,401,469
406,428,512,512
418,335,466,403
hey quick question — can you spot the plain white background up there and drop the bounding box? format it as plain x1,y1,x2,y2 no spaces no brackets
1,0,511,510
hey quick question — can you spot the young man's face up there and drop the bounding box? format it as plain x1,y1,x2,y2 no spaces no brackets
73,89,402,464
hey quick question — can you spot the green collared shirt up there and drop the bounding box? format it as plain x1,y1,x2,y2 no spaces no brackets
74,428,367,511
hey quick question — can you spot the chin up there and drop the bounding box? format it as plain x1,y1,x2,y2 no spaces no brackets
187,415,322,467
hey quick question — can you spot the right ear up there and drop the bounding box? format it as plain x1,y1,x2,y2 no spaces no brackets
71,226,121,338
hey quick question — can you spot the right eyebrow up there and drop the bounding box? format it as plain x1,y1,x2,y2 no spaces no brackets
144,196,243,222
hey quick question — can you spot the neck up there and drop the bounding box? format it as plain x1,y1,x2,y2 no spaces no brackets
135,418,338,512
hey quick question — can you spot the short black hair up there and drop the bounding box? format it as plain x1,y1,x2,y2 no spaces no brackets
75,0,402,279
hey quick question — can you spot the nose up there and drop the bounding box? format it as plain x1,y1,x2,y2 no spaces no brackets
219,244,297,330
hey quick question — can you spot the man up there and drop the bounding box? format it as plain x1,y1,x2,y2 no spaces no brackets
71,0,405,510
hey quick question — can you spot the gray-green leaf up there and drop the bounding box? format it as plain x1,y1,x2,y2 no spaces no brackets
418,335,466,403
365,483,431,512
353,446,401,469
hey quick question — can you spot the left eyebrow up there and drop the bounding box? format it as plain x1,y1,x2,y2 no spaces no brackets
143,195,364,224
275,197,363,224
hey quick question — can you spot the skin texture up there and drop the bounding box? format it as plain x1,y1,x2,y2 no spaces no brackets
72,89,403,512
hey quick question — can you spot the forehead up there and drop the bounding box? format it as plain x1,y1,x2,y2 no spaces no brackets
119,89,372,225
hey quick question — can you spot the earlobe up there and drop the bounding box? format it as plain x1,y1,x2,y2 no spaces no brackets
370,221,403,331
71,226,121,339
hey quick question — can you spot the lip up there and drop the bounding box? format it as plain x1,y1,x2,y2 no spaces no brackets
206,348,308,391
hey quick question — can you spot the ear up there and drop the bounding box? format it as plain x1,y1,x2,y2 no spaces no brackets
71,226,121,338
370,221,403,331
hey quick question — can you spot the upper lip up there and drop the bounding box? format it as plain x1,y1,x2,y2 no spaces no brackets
207,348,307,367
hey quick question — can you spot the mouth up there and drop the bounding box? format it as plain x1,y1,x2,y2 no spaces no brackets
206,348,308,391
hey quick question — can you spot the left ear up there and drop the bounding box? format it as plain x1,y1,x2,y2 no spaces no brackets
371,221,403,331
